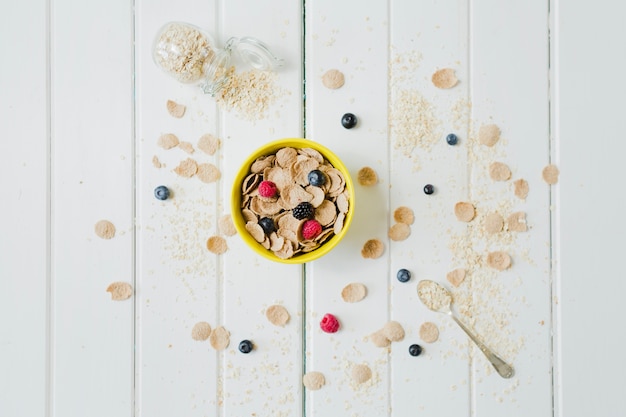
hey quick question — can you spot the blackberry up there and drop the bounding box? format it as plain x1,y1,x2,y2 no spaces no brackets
292,202,314,220
259,217,276,234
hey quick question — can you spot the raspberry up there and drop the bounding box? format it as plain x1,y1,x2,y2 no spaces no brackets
320,313,340,333
258,181,278,198
302,219,322,240
292,202,314,220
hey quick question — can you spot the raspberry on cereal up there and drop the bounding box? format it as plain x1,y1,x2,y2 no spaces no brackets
302,219,322,240
320,313,340,333
258,180,278,198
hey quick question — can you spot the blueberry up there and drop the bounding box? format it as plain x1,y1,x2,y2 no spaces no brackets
308,170,326,187
238,340,253,354
396,268,411,283
258,217,276,234
341,113,358,129
408,344,423,357
154,185,170,200
446,133,458,145
423,184,435,195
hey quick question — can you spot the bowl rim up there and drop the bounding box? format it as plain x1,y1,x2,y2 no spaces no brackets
230,137,355,264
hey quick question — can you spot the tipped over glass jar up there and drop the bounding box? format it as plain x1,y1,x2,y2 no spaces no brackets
152,22,284,96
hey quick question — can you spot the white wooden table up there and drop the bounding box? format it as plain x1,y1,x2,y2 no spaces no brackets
2,1,625,416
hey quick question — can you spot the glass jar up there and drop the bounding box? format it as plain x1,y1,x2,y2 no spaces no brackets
152,21,284,96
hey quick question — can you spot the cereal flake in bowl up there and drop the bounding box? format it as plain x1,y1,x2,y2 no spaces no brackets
231,138,354,264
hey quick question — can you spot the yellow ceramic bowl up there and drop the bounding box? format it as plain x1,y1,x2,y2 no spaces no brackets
231,138,355,264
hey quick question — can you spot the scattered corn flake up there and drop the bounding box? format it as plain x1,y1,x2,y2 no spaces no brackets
351,364,372,384
446,268,466,287
486,251,512,271
489,161,512,181
206,235,228,254
315,200,338,226
321,69,345,89
513,178,529,199
196,163,221,183
174,158,198,178
478,124,500,147
357,167,378,186
542,164,560,184
369,330,391,348
178,141,195,154
209,326,230,350
166,99,186,118
245,221,265,242
158,133,180,149
303,371,326,390
197,133,221,156
191,321,212,341
506,211,528,232
95,219,116,239
388,223,411,241
454,202,476,222
393,206,414,225
218,214,237,236
484,212,504,234
431,68,458,89
266,304,290,326
419,322,440,343
152,155,163,168
106,282,132,300
381,321,405,342
341,283,367,303
361,239,384,259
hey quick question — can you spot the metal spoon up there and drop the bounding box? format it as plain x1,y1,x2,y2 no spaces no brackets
417,279,514,379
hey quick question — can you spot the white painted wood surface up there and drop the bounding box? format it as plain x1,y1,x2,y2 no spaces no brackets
2,1,625,416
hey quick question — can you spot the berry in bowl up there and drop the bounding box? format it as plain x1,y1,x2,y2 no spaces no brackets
231,138,354,264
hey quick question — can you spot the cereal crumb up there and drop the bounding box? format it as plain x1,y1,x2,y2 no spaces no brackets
388,223,411,241
191,321,212,341
361,239,385,259
152,155,164,168
486,251,512,271
484,212,504,234
341,283,367,303
351,364,372,384
431,68,458,89
206,236,228,254
166,100,186,118
303,371,326,390
198,134,221,156
95,220,116,239
419,322,439,343
266,304,290,326
218,214,237,236
478,124,500,147
381,321,405,342
106,282,132,300
506,212,527,232
178,141,195,154
357,167,378,186
368,330,391,347
513,178,529,199
174,158,198,177
489,162,512,181
196,163,221,183
321,69,345,89
454,202,476,222
158,133,180,149
209,326,230,350
393,206,414,225
446,268,466,287
542,164,559,184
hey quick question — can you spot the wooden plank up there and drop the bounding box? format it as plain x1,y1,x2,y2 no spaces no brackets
305,1,391,415
219,1,305,416
50,0,134,415
553,0,626,415
0,0,49,416
469,0,552,414
134,1,220,416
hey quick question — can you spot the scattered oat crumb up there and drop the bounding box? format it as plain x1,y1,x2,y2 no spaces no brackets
454,202,476,222
357,167,378,186
419,322,439,343
178,141,195,154
393,206,414,225
266,304,290,326
431,68,458,89
218,214,237,236
484,212,504,234
514,178,529,199
351,364,372,384
206,235,228,254
368,330,391,348
506,212,527,232
542,164,559,184
381,321,405,342
152,155,164,168
209,326,230,350
361,239,385,259
489,162,512,181
478,124,500,147
166,100,186,118
174,158,198,177
191,321,212,341
388,223,411,241
196,163,221,183
486,251,512,271
303,372,326,390
95,220,116,239
216,68,282,121
198,134,221,156
158,133,180,149
446,268,466,287
321,69,345,89
106,282,132,300
341,283,367,303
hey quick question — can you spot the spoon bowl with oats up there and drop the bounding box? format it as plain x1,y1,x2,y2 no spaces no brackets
417,279,514,379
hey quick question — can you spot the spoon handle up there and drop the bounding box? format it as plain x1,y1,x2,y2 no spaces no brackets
450,314,515,379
